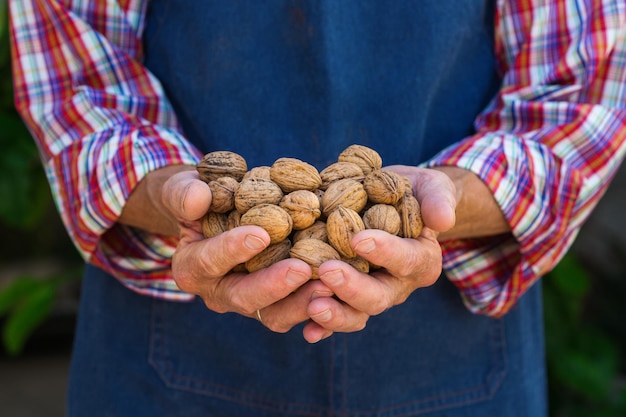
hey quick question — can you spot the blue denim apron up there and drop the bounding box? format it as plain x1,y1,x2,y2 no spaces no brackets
67,1,547,416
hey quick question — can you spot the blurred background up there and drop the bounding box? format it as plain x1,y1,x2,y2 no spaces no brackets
1,2,625,416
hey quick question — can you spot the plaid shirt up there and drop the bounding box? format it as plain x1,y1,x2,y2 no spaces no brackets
9,0,626,317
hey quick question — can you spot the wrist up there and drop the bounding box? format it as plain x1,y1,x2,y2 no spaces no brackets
430,166,510,241
119,165,196,237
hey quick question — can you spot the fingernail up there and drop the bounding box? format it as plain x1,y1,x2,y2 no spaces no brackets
286,269,309,286
321,269,344,286
354,237,376,254
312,309,332,322
311,290,334,300
244,234,266,250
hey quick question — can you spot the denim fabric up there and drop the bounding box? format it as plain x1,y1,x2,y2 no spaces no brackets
142,0,501,168
68,266,546,416
66,1,548,415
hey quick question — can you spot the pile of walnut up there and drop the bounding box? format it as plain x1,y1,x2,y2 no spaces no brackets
196,144,423,278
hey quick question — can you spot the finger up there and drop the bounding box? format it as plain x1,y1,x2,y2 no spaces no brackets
317,259,395,315
219,258,312,316
162,170,212,222
302,321,334,344
356,227,440,276
413,170,456,232
306,294,370,333
172,225,271,294
315,230,442,314
385,165,456,232
257,280,333,333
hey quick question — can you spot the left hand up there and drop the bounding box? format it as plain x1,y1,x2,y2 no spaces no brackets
302,165,457,343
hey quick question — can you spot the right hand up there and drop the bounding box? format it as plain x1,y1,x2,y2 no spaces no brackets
162,168,332,335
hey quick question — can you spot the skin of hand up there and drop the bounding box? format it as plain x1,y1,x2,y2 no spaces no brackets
119,165,332,332
302,165,511,343
119,163,510,343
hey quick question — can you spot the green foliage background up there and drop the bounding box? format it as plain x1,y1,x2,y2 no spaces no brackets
0,2,624,415
0,0,82,357
544,254,626,416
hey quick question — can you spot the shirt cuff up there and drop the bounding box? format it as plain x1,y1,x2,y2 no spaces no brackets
423,132,582,316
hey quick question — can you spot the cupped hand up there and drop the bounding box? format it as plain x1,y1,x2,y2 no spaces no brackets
302,166,457,343
162,169,323,333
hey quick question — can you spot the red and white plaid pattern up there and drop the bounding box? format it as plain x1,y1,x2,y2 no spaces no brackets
9,0,626,315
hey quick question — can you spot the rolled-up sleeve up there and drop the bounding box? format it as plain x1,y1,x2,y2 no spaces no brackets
10,0,202,300
425,0,626,317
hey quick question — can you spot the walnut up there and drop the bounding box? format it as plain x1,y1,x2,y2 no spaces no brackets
292,221,329,244
269,157,322,193
245,239,292,273
201,211,229,238
319,162,364,190
337,144,382,175
320,178,368,216
362,204,401,235
208,176,239,213
396,195,424,238
279,190,321,230
342,255,370,274
289,238,340,279
363,170,405,205
401,175,414,197
226,210,241,230
197,151,247,182
326,206,365,258
234,178,283,214
240,203,293,244
242,166,271,181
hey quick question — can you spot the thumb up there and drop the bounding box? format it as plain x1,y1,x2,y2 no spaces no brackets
413,168,457,233
383,165,457,233
162,169,212,222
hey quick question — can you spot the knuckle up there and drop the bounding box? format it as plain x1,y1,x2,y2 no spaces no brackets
422,271,440,287
172,270,196,294
265,319,292,333
395,261,417,278
369,297,391,316
204,301,228,314
229,293,252,315
351,317,368,332
198,254,224,277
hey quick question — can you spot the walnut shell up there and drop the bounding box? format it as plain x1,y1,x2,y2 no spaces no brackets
337,144,382,175
363,170,405,205
313,188,324,200
292,221,329,244
321,178,368,216
234,178,283,214
363,204,401,235
401,175,414,197
208,176,239,213
326,206,365,258
279,190,321,230
289,238,340,279
226,210,241,230
245,239,292,272
396,195,424,238
197,151,247,182
231,264,247,273
242,166,271,181
270,157,322,193
240,203,293,244
319,162,364,190
201,211,229,238
342,255,370,274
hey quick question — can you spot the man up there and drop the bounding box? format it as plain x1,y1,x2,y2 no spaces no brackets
10,0,626,415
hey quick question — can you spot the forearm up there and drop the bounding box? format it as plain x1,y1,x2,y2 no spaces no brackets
432,166,510,241
118,165,196,237
10,0,202,287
